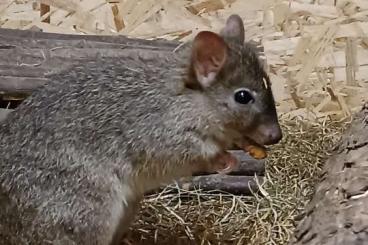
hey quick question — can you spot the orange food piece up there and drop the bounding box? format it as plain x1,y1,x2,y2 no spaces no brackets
244,145,267,159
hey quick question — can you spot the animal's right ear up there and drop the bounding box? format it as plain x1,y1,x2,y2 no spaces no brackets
187,31,228,89
220,14,245,44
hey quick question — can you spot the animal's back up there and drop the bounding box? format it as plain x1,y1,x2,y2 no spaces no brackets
0,55,182,244
0,55,179,165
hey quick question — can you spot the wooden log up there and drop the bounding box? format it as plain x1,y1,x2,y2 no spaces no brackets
0,76,48,94
290,102,368,245
171,151,264,195
0,65,48,77
176,175,261,195
193,150,265,176
0,27,179,48
0,109,11,122
146,175,262,196
0,27,181,96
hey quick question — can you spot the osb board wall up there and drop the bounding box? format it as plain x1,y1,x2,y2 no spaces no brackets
0,0,367,123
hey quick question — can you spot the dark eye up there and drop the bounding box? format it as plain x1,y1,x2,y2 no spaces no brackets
234,89,254,104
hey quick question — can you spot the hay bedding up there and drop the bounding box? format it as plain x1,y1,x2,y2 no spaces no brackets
0,0,367,244
121,119,344,244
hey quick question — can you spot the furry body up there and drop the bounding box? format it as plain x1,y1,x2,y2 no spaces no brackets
0,15,281,245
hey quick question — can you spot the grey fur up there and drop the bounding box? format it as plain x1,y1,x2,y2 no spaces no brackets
0,15,281,245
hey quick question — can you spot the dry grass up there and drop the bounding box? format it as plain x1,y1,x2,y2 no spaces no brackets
122,119,345,245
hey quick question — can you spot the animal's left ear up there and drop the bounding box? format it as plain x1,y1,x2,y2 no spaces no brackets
189,31,228,88
220,14,245,44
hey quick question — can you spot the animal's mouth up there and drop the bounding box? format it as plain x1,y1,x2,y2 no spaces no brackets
237,137,268,160
211,122,283,174
233,122,283,158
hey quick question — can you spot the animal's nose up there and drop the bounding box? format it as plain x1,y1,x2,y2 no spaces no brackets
262,123,282,145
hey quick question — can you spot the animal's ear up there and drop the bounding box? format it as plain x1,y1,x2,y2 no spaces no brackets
189,31,228,88
220,14,245,44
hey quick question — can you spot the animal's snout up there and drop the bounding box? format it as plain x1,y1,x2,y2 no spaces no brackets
258,123,283,145
252,123,282,145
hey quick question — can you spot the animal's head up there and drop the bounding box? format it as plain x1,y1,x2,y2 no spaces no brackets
184,14,282,147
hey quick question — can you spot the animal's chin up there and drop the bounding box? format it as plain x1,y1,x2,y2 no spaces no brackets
221,127,267,151
212,128,268,162
226,136,267,151
225,136,268,160
242,136,267,149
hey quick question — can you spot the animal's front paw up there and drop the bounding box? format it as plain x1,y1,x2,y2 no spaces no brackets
211,151,239,174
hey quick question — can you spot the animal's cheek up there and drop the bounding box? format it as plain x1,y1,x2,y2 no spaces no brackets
237,107,258,128
219,98,256,126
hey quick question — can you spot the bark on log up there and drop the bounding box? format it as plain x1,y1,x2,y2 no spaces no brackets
290,102,368,245
193,150,265,176
147,173,263,196
175,175,262,195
